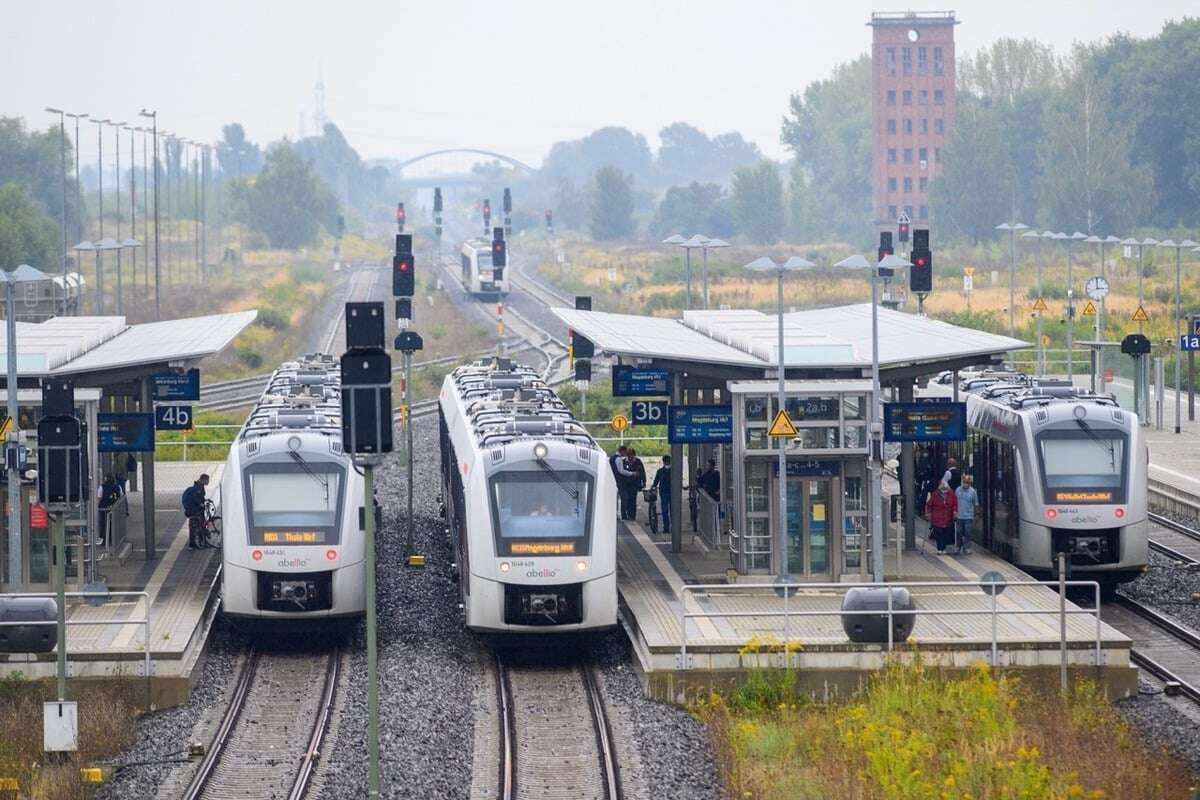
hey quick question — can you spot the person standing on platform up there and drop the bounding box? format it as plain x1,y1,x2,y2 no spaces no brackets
699,459,721,501
629,448,646,520
955,474,978,555
610,446,628,516
650,455,672,533
615,449,639,520
182,473,210,550
925,480,957,555
942,456,962,492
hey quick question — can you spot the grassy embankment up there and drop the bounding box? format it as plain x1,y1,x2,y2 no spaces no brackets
696,659,1193,800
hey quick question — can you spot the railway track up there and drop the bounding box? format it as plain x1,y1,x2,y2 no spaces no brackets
495,654,621,800
182,647,340,800
1148,512,1200,565
1104,596,1200,705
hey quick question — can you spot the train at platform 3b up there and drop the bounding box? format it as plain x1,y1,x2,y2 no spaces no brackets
922,371,1148,585
220,354,367,623
438,358,617,633
460,238,510,298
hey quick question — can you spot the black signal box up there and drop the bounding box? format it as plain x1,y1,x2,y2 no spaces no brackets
575,359,592,382
395,234,412,255
575,296,592,311
42,378,75,417
573,332,595,359
395,331,424,353
345,302,386,350
1121,334,1152,356
340,350,393,455
395,298,412,322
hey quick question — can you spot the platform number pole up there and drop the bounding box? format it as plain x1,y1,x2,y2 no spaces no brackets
363,457,380,798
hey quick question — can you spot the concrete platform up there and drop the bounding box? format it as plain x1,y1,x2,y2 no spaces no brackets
0,462,224,709
616,521,1137,703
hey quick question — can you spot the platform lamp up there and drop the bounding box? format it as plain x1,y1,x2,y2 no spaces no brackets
700,237,730,310
661,235,687,308
1160,239,1198,434
680,235,710,310
1019,230,1042,374
744,255,816,595
118,237,142,316
995,222,1029,337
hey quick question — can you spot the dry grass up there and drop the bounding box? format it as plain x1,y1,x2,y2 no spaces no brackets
694,661,1194,800
0,674,141,799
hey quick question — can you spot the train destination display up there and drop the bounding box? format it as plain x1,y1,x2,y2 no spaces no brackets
883,402,967,442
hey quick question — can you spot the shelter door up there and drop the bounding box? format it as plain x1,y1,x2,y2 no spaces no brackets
781,476,839,579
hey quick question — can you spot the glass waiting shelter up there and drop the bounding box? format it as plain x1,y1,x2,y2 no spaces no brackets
728,380,874,580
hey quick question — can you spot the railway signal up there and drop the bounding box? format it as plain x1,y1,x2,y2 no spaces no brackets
909,228,932,296
492,226,507,280
395,297,412,326
395,202,406,233
545,208,554,234
897,213,910,244
393,233,414,297
482,198,491,236
503,187,512,236
433,188,443,239
878,231,894,264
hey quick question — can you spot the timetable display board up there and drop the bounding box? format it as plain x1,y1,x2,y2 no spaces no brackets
667,405,734,444
98,413,156,452
612,366,671,397
883,402,967,442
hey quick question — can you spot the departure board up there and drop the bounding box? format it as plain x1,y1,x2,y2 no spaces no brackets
883,402,967,442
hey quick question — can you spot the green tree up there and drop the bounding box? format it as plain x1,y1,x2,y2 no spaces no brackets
0,183,59,271
588,166,635,241
0,117,79,232
656,122,761,186
781,56,872,242
247,143,338,248
215,123,262,178
930,101,1014,242
732,161,784,245
958,38,1063,104
543,127,654,187
1035,64,1153,233
553,177,587,230
651,182,734,238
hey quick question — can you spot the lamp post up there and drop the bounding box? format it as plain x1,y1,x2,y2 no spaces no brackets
678,235,709,310
1064,232,1087,382
138,110,161,319
109,121,127,318
702,238,730,310
121,123,136,292
65,112,88,244
2,265,48,591
89,118,110,241
995,222,1029,337
45,108,71,315
1161,239,1198,434
1037,231,1057,375
744,255,816,593
661,235,686,307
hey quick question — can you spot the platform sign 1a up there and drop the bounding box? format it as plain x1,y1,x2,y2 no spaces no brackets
98,413,156,452
883,402,967,442
154,405,194,431
667,405,734,444
612,365,671,397
630,400,667,425
151,368,200,401
1181,333,1200,352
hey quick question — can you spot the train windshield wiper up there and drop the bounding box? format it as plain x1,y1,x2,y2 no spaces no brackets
289,450,329,494
535,459,579,504
1075,419,1117,465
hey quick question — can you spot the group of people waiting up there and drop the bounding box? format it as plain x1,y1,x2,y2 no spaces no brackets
609,446,721,534
924,456,978,556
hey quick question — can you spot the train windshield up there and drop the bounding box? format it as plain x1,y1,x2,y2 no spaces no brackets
243,461,346,545
1037,428,1127,504
489,469,594,556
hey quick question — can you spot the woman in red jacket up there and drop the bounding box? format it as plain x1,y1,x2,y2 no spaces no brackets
925,480,958,555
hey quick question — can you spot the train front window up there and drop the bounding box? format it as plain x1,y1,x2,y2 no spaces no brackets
1038,429,1126,504
489,469,593,556
243,461,346,544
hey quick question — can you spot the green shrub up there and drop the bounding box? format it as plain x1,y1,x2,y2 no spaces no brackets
255,307,291,331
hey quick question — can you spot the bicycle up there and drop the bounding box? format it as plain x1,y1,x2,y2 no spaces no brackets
642,490,659,534
198,498,222,549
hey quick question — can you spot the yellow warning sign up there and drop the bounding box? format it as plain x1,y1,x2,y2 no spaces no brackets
1132,305,1150,322
1082,301,1097,317
1042,335,1051,347
611,414,629,433
963,266,976,276
1032,298,1048,312
0,417,10,438
767,409,798,438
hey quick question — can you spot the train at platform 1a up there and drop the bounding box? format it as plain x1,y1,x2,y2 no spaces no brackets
220,354,367,624
459,238,510,298
438,358,617,634
920,370,1148,585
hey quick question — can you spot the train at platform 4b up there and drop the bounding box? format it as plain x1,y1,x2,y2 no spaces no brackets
922,371,1148,585
460,238,510,298
220,354,366,623
438,358,617,633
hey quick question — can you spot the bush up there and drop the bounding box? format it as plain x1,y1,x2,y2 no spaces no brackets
255,306,290,331
235,346,263,368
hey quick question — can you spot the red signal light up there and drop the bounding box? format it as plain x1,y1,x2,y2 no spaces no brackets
915,255,927,267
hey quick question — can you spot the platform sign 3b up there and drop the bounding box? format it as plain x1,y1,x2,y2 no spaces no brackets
630,400,667,425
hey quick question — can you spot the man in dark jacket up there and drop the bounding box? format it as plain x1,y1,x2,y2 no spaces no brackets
610,446,628,517
650,455,672,532
699,459,721,501
182,474,210,549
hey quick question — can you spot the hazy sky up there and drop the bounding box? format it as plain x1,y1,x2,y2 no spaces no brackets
4,0,1194,170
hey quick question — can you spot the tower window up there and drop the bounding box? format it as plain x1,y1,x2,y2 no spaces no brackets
887,48,897,77
934,47,944,75
902,47,912,76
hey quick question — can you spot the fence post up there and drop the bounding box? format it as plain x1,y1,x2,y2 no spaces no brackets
1058,551,1068,695
990,589,998,667
886,587,894,653
783,583,790,668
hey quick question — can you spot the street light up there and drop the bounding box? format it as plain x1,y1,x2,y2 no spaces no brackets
108,122,128,319
45,108,71,315
744,254,816,594
89,119,110,241
700,237,730,309
1063,231,1088,382
995,222,1029,336
1161,239,1198,434
120,123,137,292
1,264,50,591
64,112,88,245
138,109,161,319
676,235,709,311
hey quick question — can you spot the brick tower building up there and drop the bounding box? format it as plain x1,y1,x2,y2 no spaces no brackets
869,11,958,235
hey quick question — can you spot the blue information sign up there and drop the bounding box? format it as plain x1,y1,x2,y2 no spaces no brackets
630,400,668,426
98,413,156,452
154,405,194,431
667,404,734,444
151,368,200,401
773,459,842,478
612,365,671,397
1181,334,1200,352
884,402,967,442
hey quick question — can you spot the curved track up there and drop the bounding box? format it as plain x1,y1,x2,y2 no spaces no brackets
182,647,341,800
495,654,621,800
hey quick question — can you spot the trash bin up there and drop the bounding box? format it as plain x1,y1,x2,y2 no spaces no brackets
841,586,915,644
0,597,58,653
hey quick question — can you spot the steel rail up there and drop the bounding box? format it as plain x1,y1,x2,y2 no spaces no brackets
181,650,258,800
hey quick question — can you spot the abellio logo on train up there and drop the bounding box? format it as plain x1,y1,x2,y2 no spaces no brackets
526,566,560,578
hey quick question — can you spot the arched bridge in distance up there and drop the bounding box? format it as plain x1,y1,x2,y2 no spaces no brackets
394,149,538,187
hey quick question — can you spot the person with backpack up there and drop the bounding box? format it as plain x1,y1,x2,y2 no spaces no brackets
942,456,962,492
182,473,210,549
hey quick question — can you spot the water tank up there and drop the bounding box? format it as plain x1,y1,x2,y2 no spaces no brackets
841,586,916,644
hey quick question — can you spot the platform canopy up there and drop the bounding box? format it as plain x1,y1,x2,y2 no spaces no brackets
0,311,257,385
552,304,1029,382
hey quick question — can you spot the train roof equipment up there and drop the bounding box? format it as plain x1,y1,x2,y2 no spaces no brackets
239,353,344,443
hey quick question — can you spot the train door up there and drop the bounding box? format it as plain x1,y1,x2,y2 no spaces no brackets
775,475,840,579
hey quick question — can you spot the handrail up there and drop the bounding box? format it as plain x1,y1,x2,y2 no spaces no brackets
0,590,152,705
677,579,1103,671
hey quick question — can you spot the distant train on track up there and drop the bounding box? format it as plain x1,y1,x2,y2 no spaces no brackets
221,354,367,624
438,357,618,633
921,370,1148,585
460,238,510,297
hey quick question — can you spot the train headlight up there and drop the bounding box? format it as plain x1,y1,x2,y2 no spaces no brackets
533,442,548,460
288,435,302,451
1114,507,1126,519
326,549,338,561
1045,508,1058,520
499,561,511,573
576,560,588,573
1073,405,1087,420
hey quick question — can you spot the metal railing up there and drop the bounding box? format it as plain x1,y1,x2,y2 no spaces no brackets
0,590,152,703
156,424,240,461
99,494,128,551
678,579,1103,671
695,490,726,551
